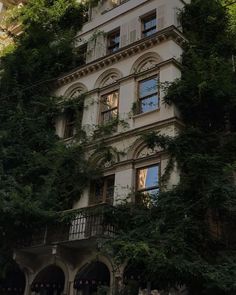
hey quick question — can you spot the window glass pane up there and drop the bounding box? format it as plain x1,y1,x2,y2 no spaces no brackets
140,94,158,113
108,31,120,53
143,28,157,37
64,110,75,138
142,188,160,207
110,33,120,45
102,109,118,123
143,17,156,31
102,92,118,111
94,180,104,202
139,78,158,98
137,165,159,190
111,46,119,53
105,176,115,202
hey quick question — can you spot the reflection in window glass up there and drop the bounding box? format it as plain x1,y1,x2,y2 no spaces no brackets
107,30,120,54
142,14,157,37
138,77,159,113
137,165,159,206
101,91,118,123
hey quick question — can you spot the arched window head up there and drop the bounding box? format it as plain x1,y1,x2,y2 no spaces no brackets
64,82,87,99
131,52,162,74
62,83,87,139
95,68,123,89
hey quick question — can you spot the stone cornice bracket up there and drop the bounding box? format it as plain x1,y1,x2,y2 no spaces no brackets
56,26,186,87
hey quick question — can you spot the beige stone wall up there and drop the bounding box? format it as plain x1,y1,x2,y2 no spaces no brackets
14,2,188,295
55,46,182,209
53,0,186,210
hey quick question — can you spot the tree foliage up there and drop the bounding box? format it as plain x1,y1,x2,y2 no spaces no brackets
0,0,95,275
1,0,236,294
108,1,236,294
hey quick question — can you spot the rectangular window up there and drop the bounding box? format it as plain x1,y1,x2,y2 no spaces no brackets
142,13,157,37
63,110,76,139
107,29,120,54
101,91,119,123
77,43,87,66
91,175,115,205
138,76,159,113
136,164,159,206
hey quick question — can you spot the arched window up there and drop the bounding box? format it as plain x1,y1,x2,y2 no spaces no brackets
95,69,123,126
130,140,162,206
61,83,87,139
131,52,162,115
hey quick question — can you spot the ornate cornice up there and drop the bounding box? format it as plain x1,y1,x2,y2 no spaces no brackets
56,26,186,87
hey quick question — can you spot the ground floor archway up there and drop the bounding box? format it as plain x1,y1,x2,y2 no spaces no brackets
31,265,65,295
0,264,26,295
74,261,110,295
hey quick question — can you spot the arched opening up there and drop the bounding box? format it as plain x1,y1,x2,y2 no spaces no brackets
0,264,25,295
94,68,123,89
31,265,65,295
130,52,162,74
74,261,110,295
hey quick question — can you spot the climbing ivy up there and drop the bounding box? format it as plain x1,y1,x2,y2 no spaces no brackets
105,1,236,294
1,0,236,294
0,0,102,277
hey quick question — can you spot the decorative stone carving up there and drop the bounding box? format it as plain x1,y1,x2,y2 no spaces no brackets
64,82,87,98
136,145,161,159
70,88,84,98
102,75,118,86
104,160,113,168
131,52,162,74
139,60,157,72
95,68,123,88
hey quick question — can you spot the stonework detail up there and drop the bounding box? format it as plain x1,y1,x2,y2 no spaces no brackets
136,145,161,159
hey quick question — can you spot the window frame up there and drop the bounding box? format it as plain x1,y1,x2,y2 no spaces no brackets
100,89,119,124
137,74,160,114
141,12,157,38
90,175,115,205
136,163,160,193
77,43,87,66
135,163,160,206
63,109,76,139
132,156,162,208
107,28,120,54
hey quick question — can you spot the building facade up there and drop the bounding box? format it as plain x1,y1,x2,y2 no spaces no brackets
11,1,189,295
0,0,25,52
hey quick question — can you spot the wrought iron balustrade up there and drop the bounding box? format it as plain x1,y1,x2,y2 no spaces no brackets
18,204,115,248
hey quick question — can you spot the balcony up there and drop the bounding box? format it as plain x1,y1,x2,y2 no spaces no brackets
17,204,115,251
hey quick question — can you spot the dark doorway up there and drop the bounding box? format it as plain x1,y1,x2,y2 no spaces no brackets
74,261,110,295
0,264,26,295
31,265,65,295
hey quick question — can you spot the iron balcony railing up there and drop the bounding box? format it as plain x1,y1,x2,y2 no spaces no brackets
18,204,115,248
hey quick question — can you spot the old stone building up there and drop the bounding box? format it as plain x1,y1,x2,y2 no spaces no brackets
0,0,25,51
7,0,189,294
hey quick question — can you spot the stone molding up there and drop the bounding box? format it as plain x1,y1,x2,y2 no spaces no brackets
56,26,186,87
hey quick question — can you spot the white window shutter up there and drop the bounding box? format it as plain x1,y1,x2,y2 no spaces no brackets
129,18,139,44
157,5,166,31
86,39,95,63
120,23,129,48
94,33,106,59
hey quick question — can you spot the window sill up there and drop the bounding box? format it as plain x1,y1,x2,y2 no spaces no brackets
132,108,160,120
